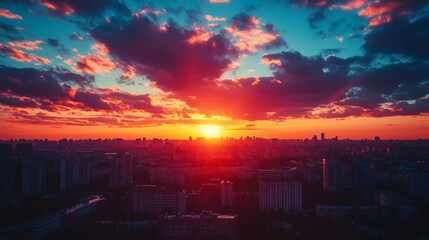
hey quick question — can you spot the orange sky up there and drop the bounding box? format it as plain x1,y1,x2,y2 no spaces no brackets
1,115,428,140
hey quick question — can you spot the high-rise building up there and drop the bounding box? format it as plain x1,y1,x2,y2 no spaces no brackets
159,213,237,240
130,185,186,216
22,158,47,197
0,144,12,156
200,179,233,211
321,133,325,141
322,158,353,192
16,143,33,158
0,156,15,201
105,152,133,189
221,180,233,208
149,166,185,189
65,153,90,190
259,178,302,214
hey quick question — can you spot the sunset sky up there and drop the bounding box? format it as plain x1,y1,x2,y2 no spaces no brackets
0,0,428,139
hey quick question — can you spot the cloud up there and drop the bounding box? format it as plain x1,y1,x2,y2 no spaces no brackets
205,14,226,22
308,9,326,29
69,32,84,41
0,96,38,108
91,16,238,92
73,53,116,74
363,14,429,60
99,89,164,114
293,0,429,28
172,52,369,120
74,91,111,110
7,40,43,50
0,65,74,101
47,38,59,47
225,13,286,53
87,12,428,120
0,21,18,33
0,9,23,20
0,43,49,64
320,48,343,56
0,65,165,118
334,0,366,10
64,43,116,74
15,0,130,17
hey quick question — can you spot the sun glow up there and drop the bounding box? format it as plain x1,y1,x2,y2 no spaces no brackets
200,125,221,138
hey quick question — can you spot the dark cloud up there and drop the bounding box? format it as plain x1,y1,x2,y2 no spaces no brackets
49,68,95,87
0,65,71,101
372,97,429,117
11,0,130,17
0,65,163,115
0,96,38,108
47,38,59,47
101,90,164,114
91,16,238,92
74,91,111,110
333,60,429,116
308,10,326,29
185,8,202,25
363,15,429,60
174,52,368,120
0,21,17,33
315,17,346,39
69,32,84,41
46,38,69,54
320,48,343,56
230,13,259,31
290,0,345,8
225,12,287,53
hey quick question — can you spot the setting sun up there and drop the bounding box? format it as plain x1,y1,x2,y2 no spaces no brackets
200,125,221,138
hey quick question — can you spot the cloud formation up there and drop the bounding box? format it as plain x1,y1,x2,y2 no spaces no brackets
0,9,23,20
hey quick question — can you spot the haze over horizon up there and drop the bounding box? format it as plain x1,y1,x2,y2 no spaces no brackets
0,0,428,139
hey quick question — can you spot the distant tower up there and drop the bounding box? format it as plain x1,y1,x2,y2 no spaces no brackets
374,136,381,141
321,133,325,141
188,136,193,141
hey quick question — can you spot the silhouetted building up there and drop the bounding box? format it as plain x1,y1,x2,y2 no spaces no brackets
89,152,133,189
316,205,376,221
0,144,12,156
200,179,234,210
159,213,237,240
16,143,33,158
0,156,15,201
131,185,186,216
259,178,302,214
64,153,90,190
322,158,353,193
149,166,185,189
22,158,47,197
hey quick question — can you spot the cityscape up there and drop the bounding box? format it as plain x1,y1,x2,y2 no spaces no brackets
0,136,429,239
1,0,429,239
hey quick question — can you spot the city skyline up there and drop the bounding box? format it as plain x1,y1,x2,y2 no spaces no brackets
0,0,428,139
